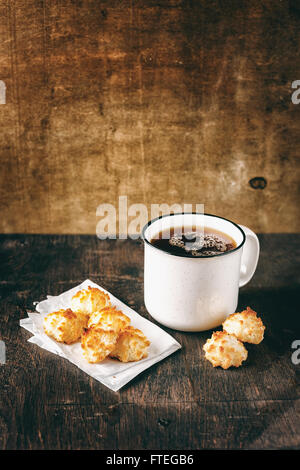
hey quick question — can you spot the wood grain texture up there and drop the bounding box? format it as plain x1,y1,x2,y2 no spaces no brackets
0,234,299,449
0,1,299,234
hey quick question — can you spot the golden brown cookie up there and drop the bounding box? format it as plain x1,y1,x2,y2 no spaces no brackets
43,308,88,344
81,326,119,363
223,307,265,344
109,326,150,362
203,331,248,369
88,306,130,333
71,286,111,316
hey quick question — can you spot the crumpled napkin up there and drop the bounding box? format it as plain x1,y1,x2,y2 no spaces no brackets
20,279,181,391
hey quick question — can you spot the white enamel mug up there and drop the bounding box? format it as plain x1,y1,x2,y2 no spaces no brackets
142,213,260,332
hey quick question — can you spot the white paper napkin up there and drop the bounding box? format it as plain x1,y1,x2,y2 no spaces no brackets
20,279,181,391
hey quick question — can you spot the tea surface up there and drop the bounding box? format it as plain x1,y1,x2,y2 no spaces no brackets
150,226,237,257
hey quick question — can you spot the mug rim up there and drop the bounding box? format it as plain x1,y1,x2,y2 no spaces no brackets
141,212,246,259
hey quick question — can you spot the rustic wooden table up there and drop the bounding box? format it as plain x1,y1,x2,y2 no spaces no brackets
0,234,299,450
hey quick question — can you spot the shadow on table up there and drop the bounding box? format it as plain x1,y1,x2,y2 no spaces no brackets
237,286,300,448
239,285,300,348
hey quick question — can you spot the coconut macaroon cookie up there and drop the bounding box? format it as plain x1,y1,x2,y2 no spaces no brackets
223,307,265,344
71,286,111,316
43,308,88,344
203,331,248,369
81,326,119,363
110,326,150,363
88,306,130,332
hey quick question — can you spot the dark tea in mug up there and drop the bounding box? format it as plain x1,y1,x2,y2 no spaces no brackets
150,226,236,257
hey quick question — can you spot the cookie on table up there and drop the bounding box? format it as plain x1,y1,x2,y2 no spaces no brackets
81,326,119,363
223,307,265,344
110,326,150,363
88,306,130,333
71,286,111,316
43,308,88,344
203,331,248,369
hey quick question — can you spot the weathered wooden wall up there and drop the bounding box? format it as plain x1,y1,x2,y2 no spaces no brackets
0,0,299,234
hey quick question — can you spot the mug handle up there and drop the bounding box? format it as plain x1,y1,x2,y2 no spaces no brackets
238,225,260,287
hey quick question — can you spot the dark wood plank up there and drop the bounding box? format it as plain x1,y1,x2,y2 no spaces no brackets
0,234,299,449
1,398,299,450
